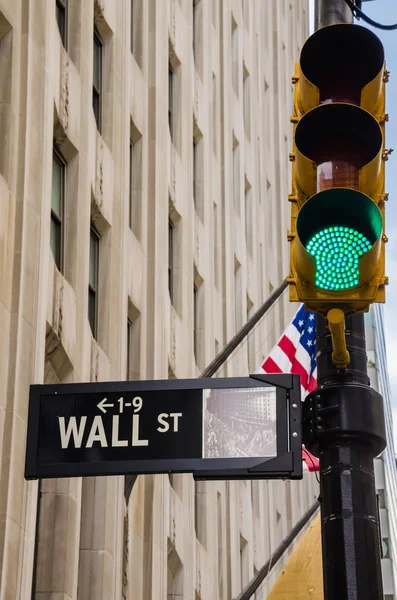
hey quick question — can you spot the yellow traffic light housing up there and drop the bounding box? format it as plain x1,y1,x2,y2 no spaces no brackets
288,24,389,316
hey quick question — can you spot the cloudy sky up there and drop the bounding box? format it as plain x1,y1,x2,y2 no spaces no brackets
308,0,397,439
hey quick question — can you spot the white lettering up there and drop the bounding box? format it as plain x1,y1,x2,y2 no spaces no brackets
59,416,87,449
132,414,149,446
112,415,128,447
157,413,170,433
170,413,183,432
86,416,108,448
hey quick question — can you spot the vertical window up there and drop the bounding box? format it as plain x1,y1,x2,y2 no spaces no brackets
243,70,251,140
382,538,390,559
233,142,240,213
193,283,198,362
247,298,255,371
212,74,217,154
193,0,202,75
129,126,143,238
168,65,174,141
212,0,217,28
377,489,386,509
168,219,174,303
127,318,132,379
93,29,103,132
51,151,65,271
217,492,223,597
234,260,242,333
194,481,206,547
245,182,252,255
193,137,203,220
193,139,197,209
88,226,99,338
240,537,249,590
232,19,238,94
130,0,134,53
242,0,249,26
251,481,260,519
56,0,68,48
127,306,141,380
129,139,134,228
193,1,198,62
213,202,219,288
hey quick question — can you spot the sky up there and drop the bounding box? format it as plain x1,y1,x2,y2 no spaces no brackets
308,0,397,439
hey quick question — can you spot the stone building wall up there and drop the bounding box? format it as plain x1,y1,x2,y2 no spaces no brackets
0,1,318,599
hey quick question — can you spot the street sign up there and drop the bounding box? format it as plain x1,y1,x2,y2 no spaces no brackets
25,374,302,480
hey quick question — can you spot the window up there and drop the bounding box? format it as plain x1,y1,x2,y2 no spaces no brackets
194,481,206,546
130,0,134,53
56,0,68,48
212,0,217,28
212,74,217,154
240,536,249,590
243,69,251,140
242,0,249,26
245,181,252,255
129,124,143,238
213,202,219,288
377,489,386,509
168,219,174,303
247,297,255,371
127,318,132,379
193,135,204,219
93,29,103,132
127,305,141,380
193,0,202,74
193,1,197,60
234,260,242,333
88,225,99,338
168,65,174,141
193,139,197,209
129,140,134,228
51,150,65,271
231,18,238,94
194,283,198,362
382,538,390,559
217,492,223,597
233,142,240,213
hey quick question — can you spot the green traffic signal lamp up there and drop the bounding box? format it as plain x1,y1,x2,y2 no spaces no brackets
307,227,372,291
293,188,383,310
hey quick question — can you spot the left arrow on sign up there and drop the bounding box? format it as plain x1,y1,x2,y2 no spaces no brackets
97,398,114,413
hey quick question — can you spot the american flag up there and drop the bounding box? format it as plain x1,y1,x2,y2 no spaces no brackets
257,304,319,472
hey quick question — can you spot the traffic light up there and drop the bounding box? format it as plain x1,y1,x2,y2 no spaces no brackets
287,24,390,316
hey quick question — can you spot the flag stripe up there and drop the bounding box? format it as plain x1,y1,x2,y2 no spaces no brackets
257,304,319,472
261,357,283,374
278,335,297,363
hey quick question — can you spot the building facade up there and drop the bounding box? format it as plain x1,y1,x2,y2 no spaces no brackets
366,305,397,600
0,1,319,599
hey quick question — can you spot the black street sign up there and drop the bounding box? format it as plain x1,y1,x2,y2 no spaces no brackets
25,374,302,480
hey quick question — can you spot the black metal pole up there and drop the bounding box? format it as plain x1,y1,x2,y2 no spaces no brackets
314,0,353,28
303,313,386,600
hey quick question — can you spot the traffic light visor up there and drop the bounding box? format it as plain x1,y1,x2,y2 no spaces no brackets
300,24,384,105
294,103,383,196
